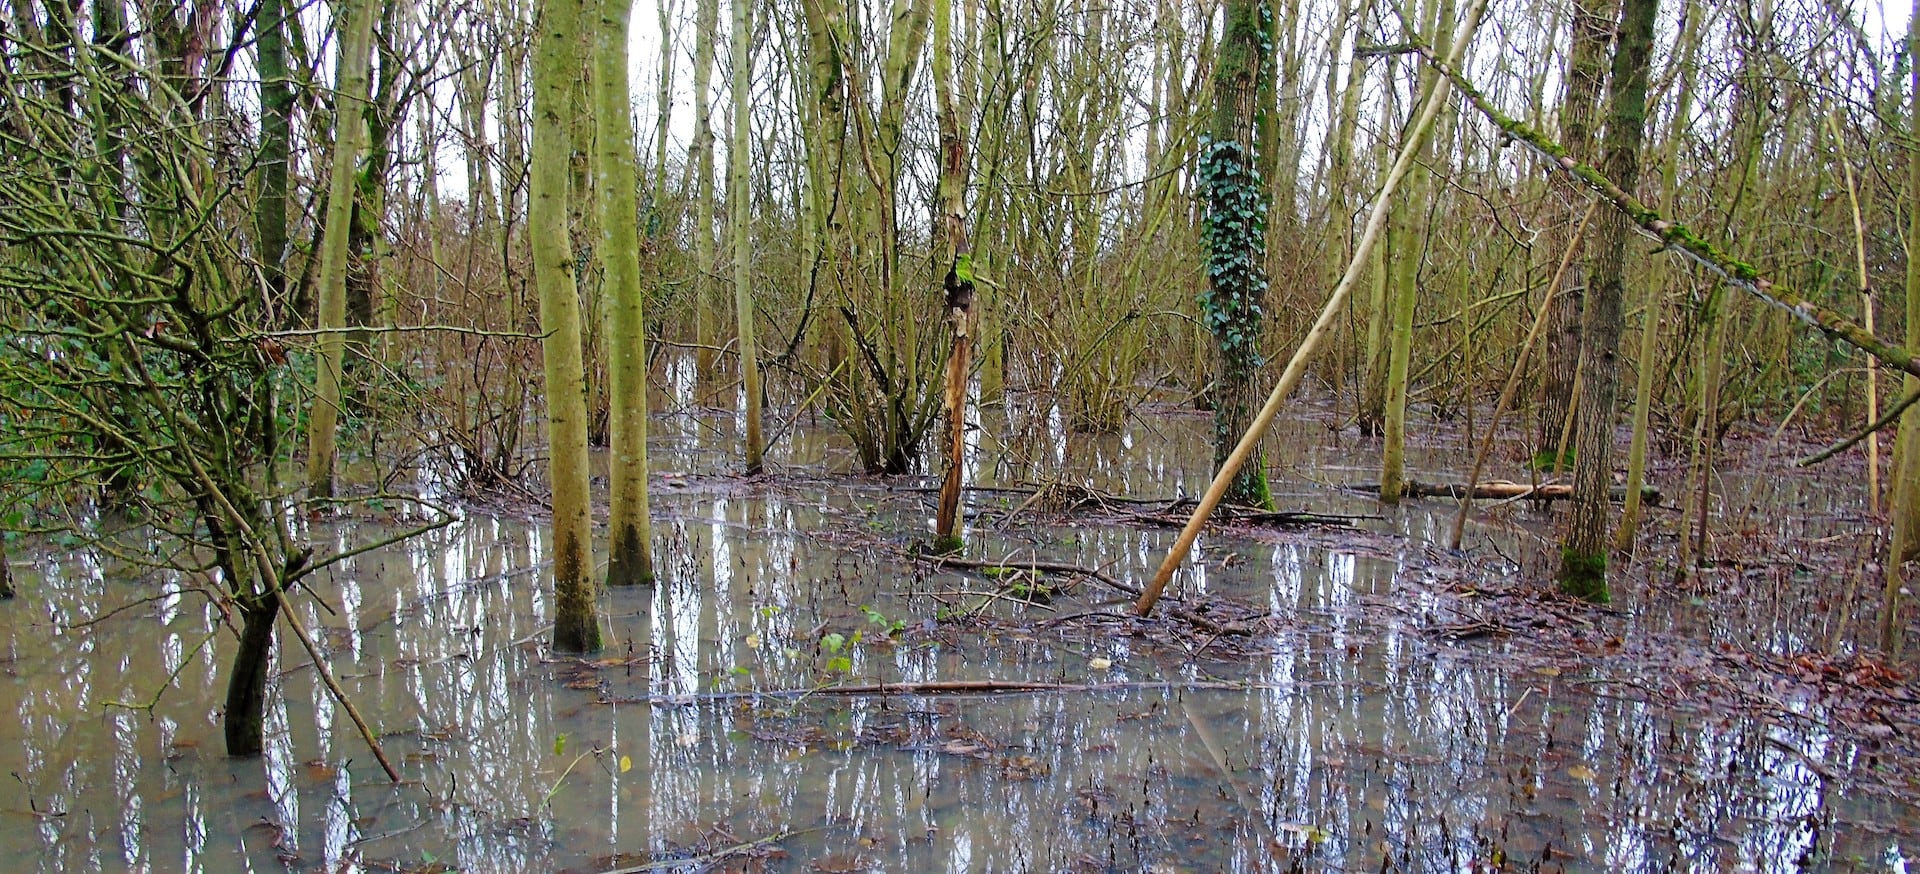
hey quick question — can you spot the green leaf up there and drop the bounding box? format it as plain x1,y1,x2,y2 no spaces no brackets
553,734,566,756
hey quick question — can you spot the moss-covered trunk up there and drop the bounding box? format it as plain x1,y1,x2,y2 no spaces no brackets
305,0,376,500
532,0,602,652
595,0,654,587
1557,0,1658,603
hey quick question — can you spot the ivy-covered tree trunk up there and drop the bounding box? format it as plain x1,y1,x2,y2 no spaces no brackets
1557,0,1658,603
1199,0,1274,510
532,0,602,651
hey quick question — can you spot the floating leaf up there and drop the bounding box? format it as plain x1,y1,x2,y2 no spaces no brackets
553,735,566,756
1089,657,1113,671
1567,764,1598,782
619,755,632,774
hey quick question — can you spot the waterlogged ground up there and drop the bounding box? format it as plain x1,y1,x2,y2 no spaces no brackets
1,396,1917,872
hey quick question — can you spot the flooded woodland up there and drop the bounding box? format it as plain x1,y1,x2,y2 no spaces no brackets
5,375,1919,872
6,0,1920,871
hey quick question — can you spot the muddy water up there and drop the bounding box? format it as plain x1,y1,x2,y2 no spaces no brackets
0,407,1913,872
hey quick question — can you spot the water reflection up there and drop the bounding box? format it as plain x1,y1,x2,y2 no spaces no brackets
0,411,1911,873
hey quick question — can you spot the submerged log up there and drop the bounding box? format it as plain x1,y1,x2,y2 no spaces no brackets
1356,480,1661,506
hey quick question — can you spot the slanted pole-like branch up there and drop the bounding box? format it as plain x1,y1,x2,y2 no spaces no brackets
1134,0,1490,618
1420,47,1920,382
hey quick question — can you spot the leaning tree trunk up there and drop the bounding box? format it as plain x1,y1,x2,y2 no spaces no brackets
595,0,654,587
1200,0,1275,510
532,0,601,651
305,0,376,500
1557,0,1658,603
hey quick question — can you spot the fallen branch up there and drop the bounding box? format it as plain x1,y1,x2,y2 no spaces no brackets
1351,480,1660,505
609,679,1268,705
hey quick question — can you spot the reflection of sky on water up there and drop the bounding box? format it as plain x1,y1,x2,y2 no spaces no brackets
0,411,1911,871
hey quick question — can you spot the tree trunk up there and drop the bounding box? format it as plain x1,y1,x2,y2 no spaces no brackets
1201,0,1274,510
223,595,279,756
1380,0,1453,504
533,0,602,652
691,0,719,383
1617,0,1699,551
931,0,973,553
596,0,655,587
1882,0,1920,656
305,0,376,500
730,0,763,473
1557,0,1657,603
254,0,294,322
1538,0,1615,465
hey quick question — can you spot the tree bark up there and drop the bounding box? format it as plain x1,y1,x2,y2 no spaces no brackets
1538,0,1615,464
1557,0,1657,603
305,0,376,500
1381,0,1454,504
691,0,720,383
533,0,602,651
222,595,279,756
1617,0,1699,551
931,0,973,553
730,0,763,473
1882,0,1920,656
254,0,294,322
596,0,655,587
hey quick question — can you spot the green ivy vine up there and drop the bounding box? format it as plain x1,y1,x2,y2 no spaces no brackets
1197,134,1269,372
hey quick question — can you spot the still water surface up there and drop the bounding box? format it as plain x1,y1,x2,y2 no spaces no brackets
0,408,1911,872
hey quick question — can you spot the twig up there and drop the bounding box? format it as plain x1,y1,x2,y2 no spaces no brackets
908,550,1141,597
591,827,827,874
608,679,1268,704
1798,382,1920,467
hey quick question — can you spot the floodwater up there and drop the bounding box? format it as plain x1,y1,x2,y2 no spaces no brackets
0,394,1914,872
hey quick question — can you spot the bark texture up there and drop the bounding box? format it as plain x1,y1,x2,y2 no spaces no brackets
1558,0,1658,603
533,0,602,651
